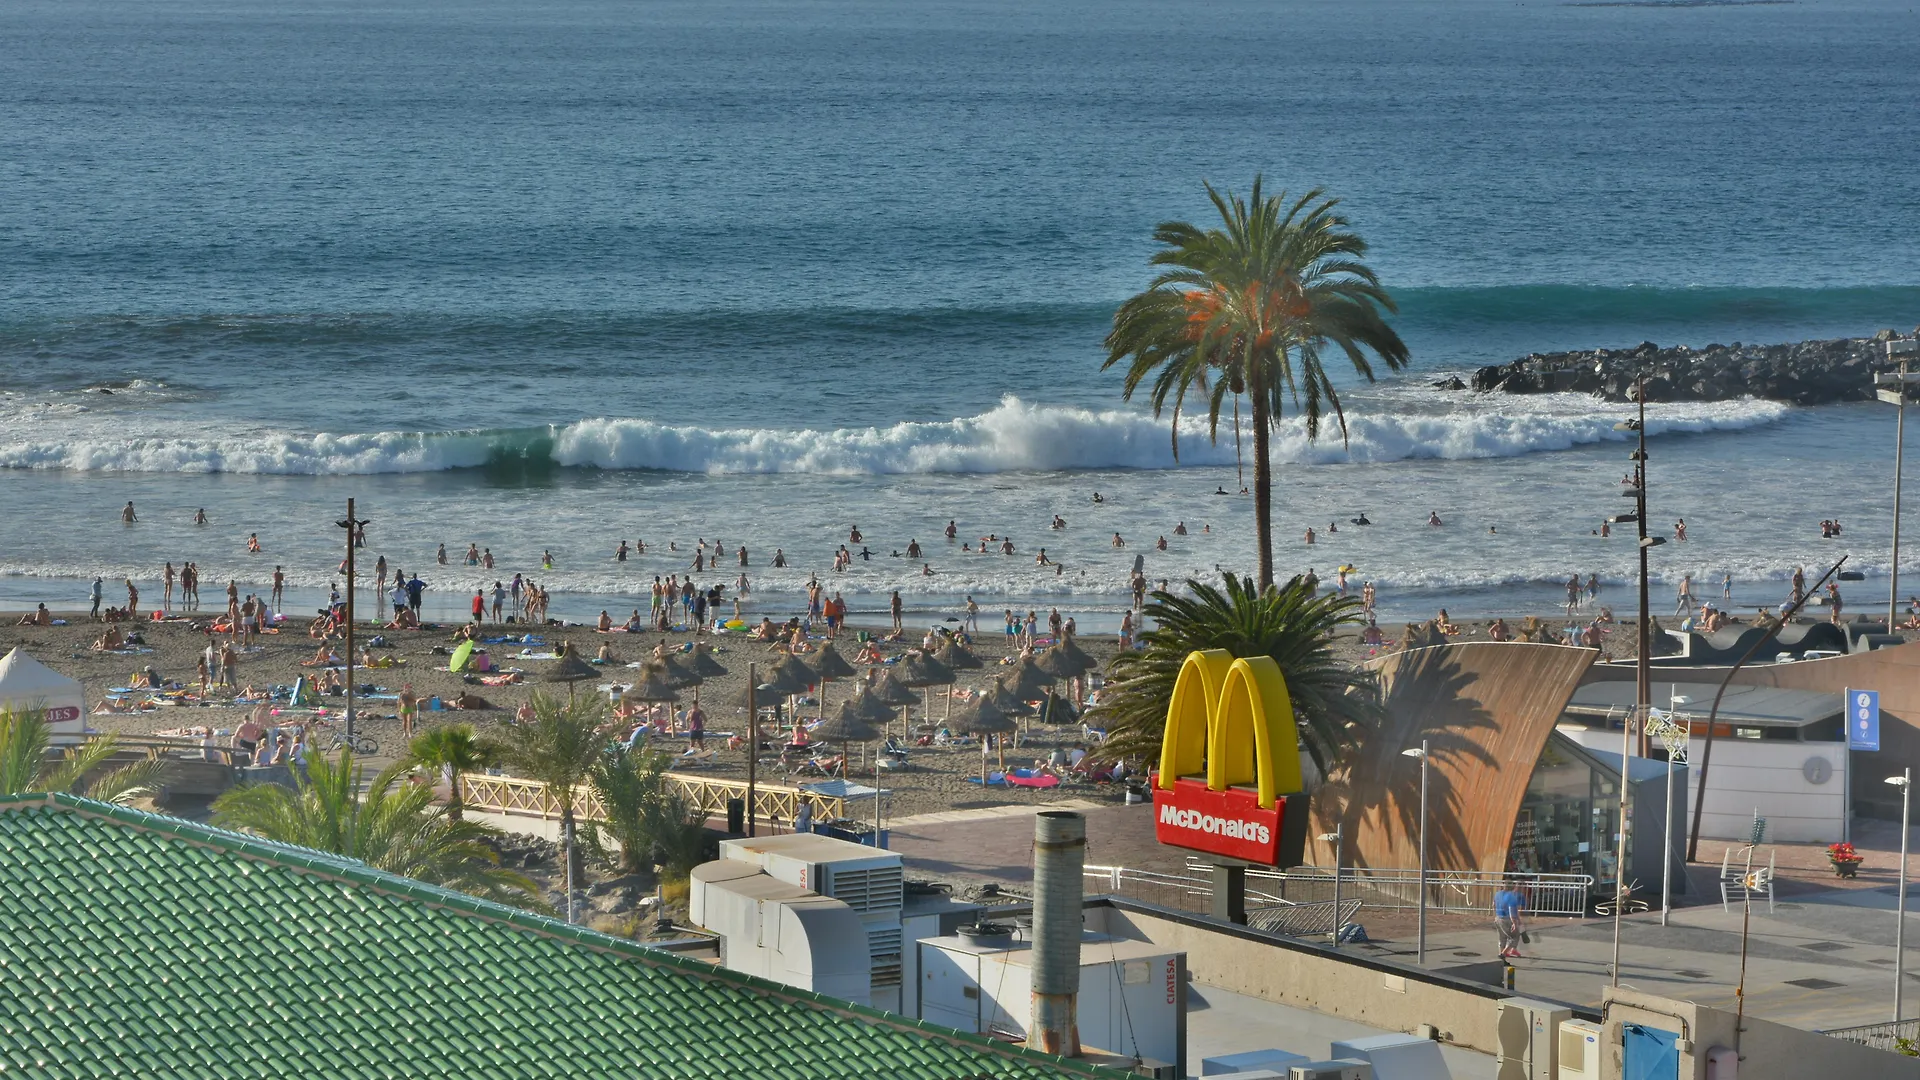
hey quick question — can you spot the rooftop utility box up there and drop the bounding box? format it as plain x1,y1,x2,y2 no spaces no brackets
688,860,871,1005
1288,1063,1373,1080
1557,1020,1601,1080
1495,997,1571,1080
1203,1049,1312,1075
1329,1033,1451,1080
917,929,1185,1067
717,833,907,1008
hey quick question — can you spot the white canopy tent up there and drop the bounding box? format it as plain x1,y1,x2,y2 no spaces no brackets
0,648,86,740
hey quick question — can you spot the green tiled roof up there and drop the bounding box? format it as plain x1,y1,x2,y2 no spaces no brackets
0,793,1109,1080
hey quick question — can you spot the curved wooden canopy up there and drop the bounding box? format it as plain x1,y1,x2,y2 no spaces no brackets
1309,641,1597,873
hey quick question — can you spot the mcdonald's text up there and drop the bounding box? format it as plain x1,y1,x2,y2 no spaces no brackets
1152,776,1283,864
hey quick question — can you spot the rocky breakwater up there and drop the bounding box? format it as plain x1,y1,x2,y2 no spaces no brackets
1465,330,1919,404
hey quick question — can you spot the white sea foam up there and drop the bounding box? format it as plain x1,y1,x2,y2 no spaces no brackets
0,395,1791,475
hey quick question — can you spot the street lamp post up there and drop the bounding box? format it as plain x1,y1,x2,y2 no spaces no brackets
1402,741,1430,965
745,664,758,837
335,501,370,748
1318,826,1345,948
1877,340,1920,630
1890,769,1912,1023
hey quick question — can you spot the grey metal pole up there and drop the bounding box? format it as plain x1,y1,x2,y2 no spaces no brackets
1893,354,1908,633
1332,824,1344,948
1417,739,1429,966
342,499,356,748
1898,768,1911,1023
1662,727,1675,928
1613,703,1634,987
746,663,758,837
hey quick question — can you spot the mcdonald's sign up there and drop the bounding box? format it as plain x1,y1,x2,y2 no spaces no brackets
1151,649,1308,865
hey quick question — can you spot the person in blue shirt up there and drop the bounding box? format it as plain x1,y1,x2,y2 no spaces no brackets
1494,878,1527,959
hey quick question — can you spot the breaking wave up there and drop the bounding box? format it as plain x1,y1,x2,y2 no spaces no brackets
0,395,1792,476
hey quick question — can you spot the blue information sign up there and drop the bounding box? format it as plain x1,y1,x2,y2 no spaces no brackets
1847,688,1880,752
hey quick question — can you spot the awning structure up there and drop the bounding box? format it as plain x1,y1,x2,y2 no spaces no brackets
1564,681,1843,730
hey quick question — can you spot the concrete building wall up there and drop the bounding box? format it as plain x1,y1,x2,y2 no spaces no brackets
1092,902,1522,1058
1560,729,1847,843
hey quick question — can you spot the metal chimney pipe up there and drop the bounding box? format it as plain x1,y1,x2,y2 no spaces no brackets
1031,810,1085,1057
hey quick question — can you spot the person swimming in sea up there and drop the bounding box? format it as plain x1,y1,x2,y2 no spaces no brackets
1351,512,1371,526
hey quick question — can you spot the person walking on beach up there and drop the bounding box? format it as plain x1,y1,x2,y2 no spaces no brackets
890,591,904,633
1722,572,1732,601
1565,575,1581,616
272,567,285,613
472,589,485,623
1494,878,1526,959
1119,610,1135,650
1587,573,1600,602
89,577,103,621
1675,574,1694,618
491,581,506,622
163,563,176,610
125,579,138,618
406,573,426,617
965,596,979,633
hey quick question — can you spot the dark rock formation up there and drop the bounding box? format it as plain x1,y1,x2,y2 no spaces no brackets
1466,331,1919,404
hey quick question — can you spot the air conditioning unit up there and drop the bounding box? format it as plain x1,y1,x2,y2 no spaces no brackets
1498,997,1572,1080
1131,1059,1180,1079
1287,1062,1372,1080
1558,1019,1602,1080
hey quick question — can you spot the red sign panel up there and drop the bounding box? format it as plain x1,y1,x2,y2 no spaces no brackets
44,706,80,724
1152,776,1283,865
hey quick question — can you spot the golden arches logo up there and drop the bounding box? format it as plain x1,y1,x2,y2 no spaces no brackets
1155,649,1303,809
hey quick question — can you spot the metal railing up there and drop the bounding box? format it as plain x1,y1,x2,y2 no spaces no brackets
1189,860,1594,918
460,773,845,827
1083,864,1363,940
1823,1019,1920,1054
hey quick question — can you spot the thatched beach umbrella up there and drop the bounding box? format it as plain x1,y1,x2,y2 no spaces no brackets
659,652,702,688
1035,637,1095,680
688,642,730,680
759,657,817,730
1000,653,1053,699
951,696,1016,779
546,647,600,701
935,640,983,672
866,670,919,738
813,699,885,769
623,662,680,704
1035,686,1081,726
897,651,953,727
811,643,858,716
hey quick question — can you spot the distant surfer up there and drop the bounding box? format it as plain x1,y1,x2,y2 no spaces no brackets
1214,486,1229,496
1351,512,1371,526
1092,492,1105,504
1428,511,1444,527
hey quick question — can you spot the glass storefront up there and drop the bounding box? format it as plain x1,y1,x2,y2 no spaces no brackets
1508,734,1621,883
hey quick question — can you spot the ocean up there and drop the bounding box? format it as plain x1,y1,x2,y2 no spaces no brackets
3,0,1919,629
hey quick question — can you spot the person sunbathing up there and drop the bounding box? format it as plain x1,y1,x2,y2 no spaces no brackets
317,669,344,695
597,611,613,632
1486,617,1510,642
856,641,885,664
92,626,128,651
303,644,342,667
16,604,51,627
1360,621,1386,646
386,607,419,630
596,642,616,663
450,691,493,710
755,617,778,641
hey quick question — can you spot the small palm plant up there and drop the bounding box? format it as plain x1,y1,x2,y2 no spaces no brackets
1093,574,1380,778
402,723,495,823
211,750,539,907
492,692,610,919
0,707,169,804
588,745,711,880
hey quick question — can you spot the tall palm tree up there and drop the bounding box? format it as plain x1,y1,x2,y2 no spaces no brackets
1093,574,1379,779
402,723,494,823
492,692,609,921
1105,178,1409,587
0,707,169,804
211,750,539,907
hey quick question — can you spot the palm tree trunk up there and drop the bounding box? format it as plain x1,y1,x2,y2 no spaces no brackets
447,767,465,824
1251,384,1275,590
561,807,578,923
1232,394,1244,490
